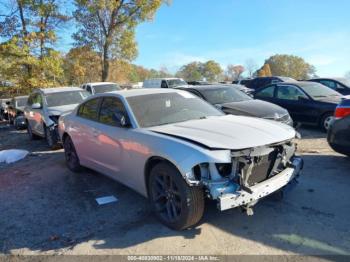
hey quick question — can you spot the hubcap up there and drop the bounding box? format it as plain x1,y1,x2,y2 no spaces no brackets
324,116,333,130
152,173,182,222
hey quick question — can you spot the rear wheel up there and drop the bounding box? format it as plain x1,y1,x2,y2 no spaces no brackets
148,162,204,230
320,113,333,132
63,135,82,172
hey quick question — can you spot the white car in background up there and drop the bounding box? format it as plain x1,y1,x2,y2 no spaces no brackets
143,78,189,89
24,87,90,149
81,82,121,95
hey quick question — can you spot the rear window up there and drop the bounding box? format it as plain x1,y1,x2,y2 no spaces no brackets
93,84,120,94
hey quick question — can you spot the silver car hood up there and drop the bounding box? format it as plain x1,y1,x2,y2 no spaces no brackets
148,115,296,150
47,104,78,116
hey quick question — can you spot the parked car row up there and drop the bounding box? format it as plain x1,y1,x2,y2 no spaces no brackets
1,74,348,230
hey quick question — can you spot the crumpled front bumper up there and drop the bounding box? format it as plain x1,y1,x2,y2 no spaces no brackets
218,156,303,211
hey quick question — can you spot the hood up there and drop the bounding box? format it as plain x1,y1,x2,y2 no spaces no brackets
148,115,296,150
221,99,288,118
47,104,78,116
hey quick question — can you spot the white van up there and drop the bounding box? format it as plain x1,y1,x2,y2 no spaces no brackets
143,78,189,89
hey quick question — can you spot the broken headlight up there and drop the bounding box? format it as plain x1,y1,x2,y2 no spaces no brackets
215,163,232,177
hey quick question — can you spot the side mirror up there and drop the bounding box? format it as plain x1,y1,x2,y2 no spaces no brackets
298,96,309,101
114,112,130,127
31,103,42,109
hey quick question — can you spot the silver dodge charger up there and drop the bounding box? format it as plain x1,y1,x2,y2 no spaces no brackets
58,88,303,230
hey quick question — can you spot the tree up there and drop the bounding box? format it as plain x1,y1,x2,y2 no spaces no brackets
73,0,164,81
0,0,69,92
202,60,222,82
176,62,203,81
63,46,101,85
226,64,244,81
257,63,272,77
263,54,316,79
245,59,257,78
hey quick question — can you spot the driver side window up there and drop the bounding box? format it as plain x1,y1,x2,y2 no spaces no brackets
98,97,128,127
277,85,308,101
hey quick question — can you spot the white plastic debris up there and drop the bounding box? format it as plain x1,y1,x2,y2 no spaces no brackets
95,195,118,205
0,149,29,164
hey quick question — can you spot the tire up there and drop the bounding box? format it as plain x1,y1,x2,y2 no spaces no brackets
45,126,60,150
320,113,333,132
148,162,204,230
63,135,83,172
27,122,40,140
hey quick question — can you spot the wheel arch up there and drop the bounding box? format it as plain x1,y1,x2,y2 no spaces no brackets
318,111,334,125
144,156,182,197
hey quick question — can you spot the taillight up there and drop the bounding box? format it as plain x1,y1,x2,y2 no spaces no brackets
334,107,350,119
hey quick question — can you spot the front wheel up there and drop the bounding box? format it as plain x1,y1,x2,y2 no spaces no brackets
45,126,60,150
148,162,204,230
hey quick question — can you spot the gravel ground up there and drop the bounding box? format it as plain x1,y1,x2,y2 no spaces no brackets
0,122,349,257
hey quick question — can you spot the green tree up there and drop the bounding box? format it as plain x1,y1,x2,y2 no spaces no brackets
73,0,164,81
202,60,222,82
176,62,203,81
0,0,69,93
264,54,316,79
63,46,101,85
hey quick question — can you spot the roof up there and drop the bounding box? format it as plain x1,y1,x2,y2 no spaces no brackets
177,84,244,91
13,95,28,99
97,88,188,98
35,87,82,94
144,78,184,81
84,82,117,86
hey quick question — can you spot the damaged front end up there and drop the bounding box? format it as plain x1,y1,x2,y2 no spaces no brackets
186,139,303,214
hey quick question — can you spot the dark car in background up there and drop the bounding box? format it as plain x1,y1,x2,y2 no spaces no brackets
244,76,296,90
7,96,28,129
254,81,342,131
328,98,350,156
177,85,293,126
308,78,350,95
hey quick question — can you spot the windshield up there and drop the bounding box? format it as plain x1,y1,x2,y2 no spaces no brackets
45,91,90,107
200,86,252,104
127,91,223,127
301,83,341,98
167,79,187,88
16,97,28,107
94,84,120,94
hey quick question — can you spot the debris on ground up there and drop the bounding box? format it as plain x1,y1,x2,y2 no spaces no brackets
95,195,118,205
0,149,29,164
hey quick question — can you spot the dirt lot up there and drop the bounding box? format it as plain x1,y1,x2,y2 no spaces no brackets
0,122,350,256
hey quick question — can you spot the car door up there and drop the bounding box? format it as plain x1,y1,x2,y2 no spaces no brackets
73,97,102,168
275,84,316,123
92,96,141,188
